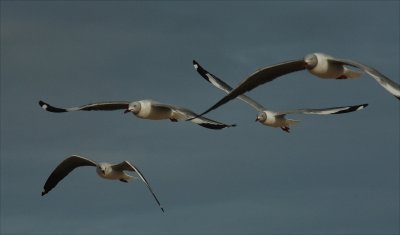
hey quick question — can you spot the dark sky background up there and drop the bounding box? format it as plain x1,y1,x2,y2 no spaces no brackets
1,1,399,234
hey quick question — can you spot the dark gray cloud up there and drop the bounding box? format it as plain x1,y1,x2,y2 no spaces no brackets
1,1,399,234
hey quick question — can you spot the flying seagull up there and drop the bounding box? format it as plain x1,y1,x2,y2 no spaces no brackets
38,99,236,130
41,155,164,212
193,60,368,132
195,52,399,117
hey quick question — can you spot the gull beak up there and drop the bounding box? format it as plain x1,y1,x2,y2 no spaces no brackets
101,170,105,175
124,109,130,114
255,117,259,122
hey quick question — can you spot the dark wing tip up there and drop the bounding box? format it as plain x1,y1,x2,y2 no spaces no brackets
198,122,236,130
39,100,49,110
332,103,368,114
38,100,67,113
41,190,47,196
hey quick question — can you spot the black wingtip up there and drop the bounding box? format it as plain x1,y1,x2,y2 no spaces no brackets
41,190,47,196
38,100,67,113
198,122,237,130
192,60,209,79
333,103,369,114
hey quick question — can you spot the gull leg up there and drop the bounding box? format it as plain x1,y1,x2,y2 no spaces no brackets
119,179,128,183
281,126,290,133
169,118,178,122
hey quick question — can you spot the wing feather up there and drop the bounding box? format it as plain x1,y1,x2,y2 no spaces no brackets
114,161,164,212
42,155,96,196
197,59,306,116
193,60,265,111
39,100,130,112
329,58,400,100
276,104,368,116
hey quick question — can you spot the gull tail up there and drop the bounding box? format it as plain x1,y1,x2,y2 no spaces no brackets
285,119,300,126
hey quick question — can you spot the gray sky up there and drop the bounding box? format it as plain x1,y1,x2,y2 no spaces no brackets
1,1,399,234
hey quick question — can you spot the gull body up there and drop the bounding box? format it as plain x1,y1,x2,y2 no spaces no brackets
195,52,399,117
255,110,298,131
41,155,164,212
96,162,134,181
39,99,235,130
127,100,170,120
305,53,364,79
193,60,367,132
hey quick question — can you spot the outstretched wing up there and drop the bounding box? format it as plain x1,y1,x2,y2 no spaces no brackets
152,103,236,130
114,161,164,212
329,58,400,100
39,100,130,113
193,60,265,111
277,103,368,116
42,155,96,196
196,59,306,116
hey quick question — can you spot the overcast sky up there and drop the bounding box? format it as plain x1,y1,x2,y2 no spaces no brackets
1,1,399,234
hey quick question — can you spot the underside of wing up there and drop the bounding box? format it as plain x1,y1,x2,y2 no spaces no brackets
42,155,96,196
277,103,368,116
197,59,306,116
120,161,164,212
39,100,130,112
193,60,265,111
329,58,400,100
165,105,236,129
190,115,237,130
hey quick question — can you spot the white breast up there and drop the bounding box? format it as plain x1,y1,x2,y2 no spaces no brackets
261,111,280,127
136,100,153,118
136,100,171,120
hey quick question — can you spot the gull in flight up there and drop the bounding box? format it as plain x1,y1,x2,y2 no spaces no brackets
195,52,399,117
41,155,164,212
38,99,235,130
193,60,368,132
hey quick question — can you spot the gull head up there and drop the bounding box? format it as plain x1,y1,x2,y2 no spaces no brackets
125,102,141,114
96,163,110,177
255,112,267,123
304,53,318,69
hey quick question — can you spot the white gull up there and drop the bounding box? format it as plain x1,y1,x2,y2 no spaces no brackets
39,99,236,130
195,52,398,117
193,60,367,132
41,155,164,212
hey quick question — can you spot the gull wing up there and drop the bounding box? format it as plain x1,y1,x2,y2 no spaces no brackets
276,103,368,116
39,100,130,113
329,58,400,100
152,103,236,130
197,59,306,116
42,155,96,196
112,161,164,212
193,60,265,111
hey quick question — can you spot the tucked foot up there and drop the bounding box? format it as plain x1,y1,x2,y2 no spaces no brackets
281,126,290,133
336,75,348,79
119,179,128,183
169,118,178,122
